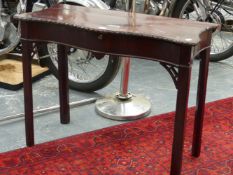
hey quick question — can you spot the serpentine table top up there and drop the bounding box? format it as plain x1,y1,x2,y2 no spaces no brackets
15,4,218,67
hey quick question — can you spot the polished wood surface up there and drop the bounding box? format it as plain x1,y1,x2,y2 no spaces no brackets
15,4,217,45
15,5,218,67
16,4,218,175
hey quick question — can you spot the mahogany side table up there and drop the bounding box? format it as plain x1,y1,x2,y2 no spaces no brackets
15,4,218,175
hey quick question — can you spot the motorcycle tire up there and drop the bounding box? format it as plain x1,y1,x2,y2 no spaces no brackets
37,2,121,92
40,46,121,92
171,0,233,62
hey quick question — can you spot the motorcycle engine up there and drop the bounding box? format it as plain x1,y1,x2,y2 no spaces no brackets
114,0,160,15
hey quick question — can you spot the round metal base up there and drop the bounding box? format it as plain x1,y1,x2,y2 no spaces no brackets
95,94,151,121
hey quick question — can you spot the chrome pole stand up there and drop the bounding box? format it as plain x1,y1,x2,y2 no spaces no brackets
95,57,151,121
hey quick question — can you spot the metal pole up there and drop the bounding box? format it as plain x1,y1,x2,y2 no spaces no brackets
118,57,132,99
95,0,151,120
0,98,96,123
117,0,135,100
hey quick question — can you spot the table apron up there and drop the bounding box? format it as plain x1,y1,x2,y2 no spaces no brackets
20,21,195,67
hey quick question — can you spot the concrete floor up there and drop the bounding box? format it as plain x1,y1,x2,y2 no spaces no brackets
0,56,233,153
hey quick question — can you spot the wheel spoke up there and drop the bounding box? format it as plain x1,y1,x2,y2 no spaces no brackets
48,44,110,83
179,0,233,59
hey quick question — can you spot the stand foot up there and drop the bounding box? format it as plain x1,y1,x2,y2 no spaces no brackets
95,93,151,121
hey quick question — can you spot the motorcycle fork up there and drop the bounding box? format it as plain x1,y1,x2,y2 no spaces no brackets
209,0,225,14
143,0,150,13
189,0,208,21
159,0,170,16
196,0,226,22
159,0,178,16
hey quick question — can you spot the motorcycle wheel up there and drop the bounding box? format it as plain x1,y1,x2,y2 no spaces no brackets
38,3,121,92
40,44,121,92
171,0,233,62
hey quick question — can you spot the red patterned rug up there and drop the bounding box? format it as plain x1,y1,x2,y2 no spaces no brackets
0,97,233,175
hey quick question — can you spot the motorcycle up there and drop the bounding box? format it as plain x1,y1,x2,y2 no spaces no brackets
110,0,233,61
0,0,121,92
1,0,232,92
171,0,233,62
